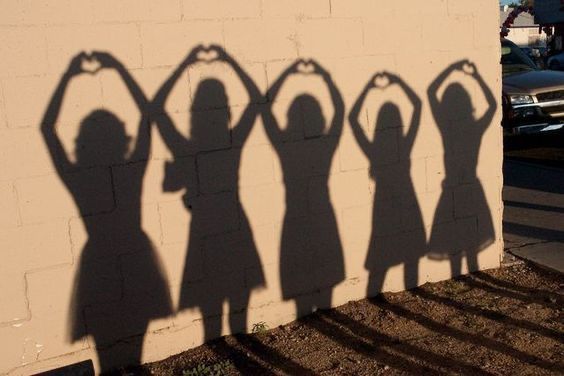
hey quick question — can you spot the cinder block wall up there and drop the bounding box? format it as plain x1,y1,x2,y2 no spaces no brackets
0,1,503,374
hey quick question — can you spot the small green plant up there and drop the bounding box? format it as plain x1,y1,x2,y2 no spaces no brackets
251,321,269,334
182,360,233,376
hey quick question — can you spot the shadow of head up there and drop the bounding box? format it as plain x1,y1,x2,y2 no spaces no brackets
75,109,131,166
375,102,403,132
440,83,475,120
191,78,231,140
287,94,325,136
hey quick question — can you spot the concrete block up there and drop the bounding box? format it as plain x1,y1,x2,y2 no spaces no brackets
332,52,398,109
159,199,190,245
0,270,28,324
297,18,364,59
142,323,203,364
410,122,443,160
16,168,114,224
448,0,477,16
0,128,58,181
197,149,239,194
140,21,223,68
252,223,281,267
331,277,369,307
46,24,142,74
141,203,165,248
112,161,157,208
239,182,285,227
262,0,330,18
422,15,474,53
338,127,370,171
158,242,194,291
307,174,335,214
183,108,234,153
410,157,427,194
1,75,60,129
239,144,275,187
271,137,340,183
0,0,94,25
246,299,297,330
224,19,299,62
25,266,91,355
119,251,174,329
340,204,372,251
182,0,261,19
0,324,27,373
0,321,89,374
202,229,262,277
186,192,241,236
363,14,422,56
0,182,20,228
0,26,48,77
158,156,198,202
0,84,6,129
329,169,372,209
2,220,72,271
329,0,393,18
474,15,501,50
425,155,445,193
93,0,182,23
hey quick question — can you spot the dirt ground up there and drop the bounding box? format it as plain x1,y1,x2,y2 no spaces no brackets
117,260,563,375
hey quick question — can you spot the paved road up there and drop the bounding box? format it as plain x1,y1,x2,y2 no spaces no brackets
503,157,564,274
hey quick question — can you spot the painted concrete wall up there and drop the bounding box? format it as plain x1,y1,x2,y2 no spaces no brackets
0,0,503,374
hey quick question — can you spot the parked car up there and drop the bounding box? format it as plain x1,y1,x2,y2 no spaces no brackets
502,38,564,135
547,51,564,70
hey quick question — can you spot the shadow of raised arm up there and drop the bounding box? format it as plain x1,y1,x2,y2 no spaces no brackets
310,60,344,139
469,63,496,132
348,75,375,157
41,53,85,179
152,46,204,157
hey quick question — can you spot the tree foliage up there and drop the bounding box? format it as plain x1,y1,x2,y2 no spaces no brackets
507,0,532,7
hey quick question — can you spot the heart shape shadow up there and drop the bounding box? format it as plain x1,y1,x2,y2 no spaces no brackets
297,62,315,74
462,62,475,75
374,75,390,88
197,49,219,62
81,55,102,75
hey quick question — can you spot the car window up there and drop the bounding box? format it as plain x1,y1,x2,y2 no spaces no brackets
501,40,538,76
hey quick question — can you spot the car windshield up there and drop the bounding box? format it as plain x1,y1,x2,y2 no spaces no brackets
501,40,539,76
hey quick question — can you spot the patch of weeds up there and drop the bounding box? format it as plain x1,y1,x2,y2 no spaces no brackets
182,360,233,376
251,321,269,334
442,280,472,295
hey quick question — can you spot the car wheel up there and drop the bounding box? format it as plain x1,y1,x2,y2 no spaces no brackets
550,60,561,70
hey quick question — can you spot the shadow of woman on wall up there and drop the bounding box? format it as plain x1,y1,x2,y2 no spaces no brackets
262,59,345,317
349,71,426,296
41,52,172,372
427,60,497,277
152,45,265,342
